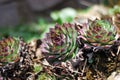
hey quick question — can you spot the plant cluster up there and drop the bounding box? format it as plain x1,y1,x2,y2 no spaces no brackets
0,12,120,80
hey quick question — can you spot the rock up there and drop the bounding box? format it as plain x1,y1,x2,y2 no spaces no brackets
0,2,20,27
26,0,63,11
0,0,12,4
107,72,120,80
76,0,101,8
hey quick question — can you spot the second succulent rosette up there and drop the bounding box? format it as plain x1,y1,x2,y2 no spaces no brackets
76,19,117,46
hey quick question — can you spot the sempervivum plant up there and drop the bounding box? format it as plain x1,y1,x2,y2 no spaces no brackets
41,23,78,62
0,37,19,64
77,19,116,46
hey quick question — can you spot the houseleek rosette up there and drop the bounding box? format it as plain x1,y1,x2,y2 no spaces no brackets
0,37,19,64
77,19,116,46
41,23,78,62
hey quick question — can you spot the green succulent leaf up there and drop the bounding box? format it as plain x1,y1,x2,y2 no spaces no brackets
33,63,42,73
38,73,56,80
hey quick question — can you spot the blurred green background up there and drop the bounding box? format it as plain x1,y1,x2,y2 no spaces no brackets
0,0,119,42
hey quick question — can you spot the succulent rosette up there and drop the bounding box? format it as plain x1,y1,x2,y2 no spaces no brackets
77,19,117,46
41,23,78,62
0,37,19,64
